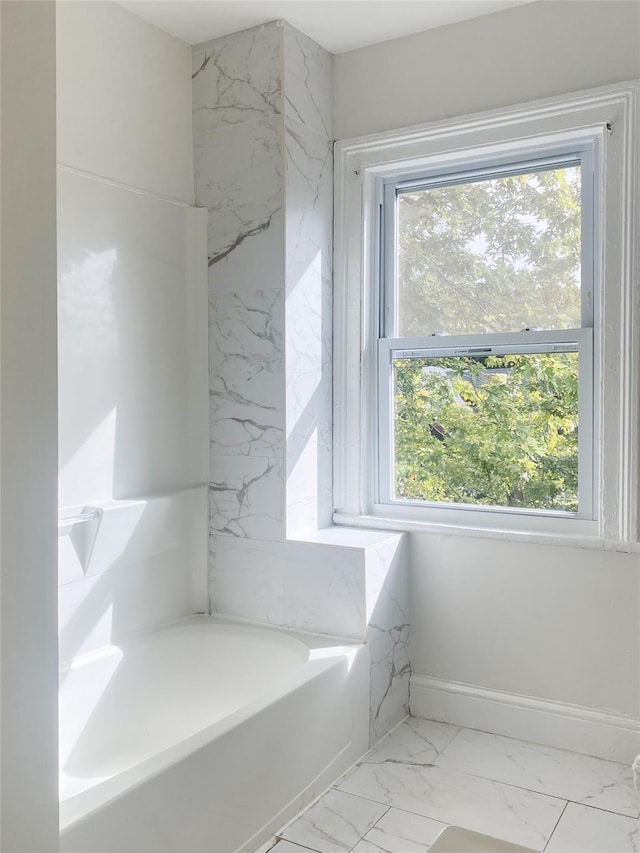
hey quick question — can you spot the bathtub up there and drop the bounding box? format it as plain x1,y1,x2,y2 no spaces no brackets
59,616,369,853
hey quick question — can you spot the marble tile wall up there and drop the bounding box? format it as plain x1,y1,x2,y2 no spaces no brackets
210,535,366,639
194,21,408,746
365,537,411,744
194,21,334,546
284,24,334,536
193,22,286,545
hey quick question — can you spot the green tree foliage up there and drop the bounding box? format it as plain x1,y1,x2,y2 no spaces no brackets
394,354,579,511
397,167,581,336
392,165,582,511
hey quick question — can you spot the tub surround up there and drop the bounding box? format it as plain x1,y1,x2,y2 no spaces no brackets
57,166,209,661
58,489,207,665
195,21,408,746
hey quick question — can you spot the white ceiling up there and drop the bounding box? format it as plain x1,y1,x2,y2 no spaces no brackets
116,0,532,53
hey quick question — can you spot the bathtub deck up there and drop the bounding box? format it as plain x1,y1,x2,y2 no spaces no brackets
270,716,639,853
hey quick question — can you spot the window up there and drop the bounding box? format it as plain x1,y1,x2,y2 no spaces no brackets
334,82,639,543
378,152,595,520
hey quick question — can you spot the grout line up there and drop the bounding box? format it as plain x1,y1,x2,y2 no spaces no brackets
328,785,571,852
560,800,640,821
543,800,569,852
420,764,578,805
330,789,394,809
415,759,637,815
333,781,393,811
365,804,392,833
346,805,391,853
346,753,570,807
436,723,465,758
337,768,638,832
273,839,324,853
365,714,411,756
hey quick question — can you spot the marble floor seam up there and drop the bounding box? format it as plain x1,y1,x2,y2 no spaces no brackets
541,801,569,852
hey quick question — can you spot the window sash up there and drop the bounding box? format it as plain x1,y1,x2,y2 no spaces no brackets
381,146,595,339
377,328,594,519
376,144,597,522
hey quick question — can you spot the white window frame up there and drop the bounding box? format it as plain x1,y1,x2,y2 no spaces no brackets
377,147,595,523
333,81,639,546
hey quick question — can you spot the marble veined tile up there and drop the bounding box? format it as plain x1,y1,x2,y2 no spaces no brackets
209,454,284,541
365,718,461,767
272,841,322,853
283,23,332,139
285,277,332,386
434,728,640,818
285,432,333,538
285,368,333,459
368,621,410,745
194,117,284,296
210,535,365,638
545,803,638,852
353,808,446,853
336,762,565,850
285,118,333,298
281,789,387,853
193,22,281,133
366,539,410,743
210,288,284,457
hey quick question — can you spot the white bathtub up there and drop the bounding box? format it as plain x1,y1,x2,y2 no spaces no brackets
59,616,369,853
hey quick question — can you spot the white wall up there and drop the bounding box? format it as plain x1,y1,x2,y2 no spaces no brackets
335,0,640,731
410,536,639,716
56,1,208,660
334,1,640,139
0,2,59,849
56,0,194,203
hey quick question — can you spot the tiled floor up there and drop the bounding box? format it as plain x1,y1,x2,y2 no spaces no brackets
269,717,639,853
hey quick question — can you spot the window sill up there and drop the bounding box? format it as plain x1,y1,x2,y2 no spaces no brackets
332,510,640,553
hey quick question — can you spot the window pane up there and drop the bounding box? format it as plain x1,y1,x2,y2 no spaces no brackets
396,166,581,336
392,351,579,512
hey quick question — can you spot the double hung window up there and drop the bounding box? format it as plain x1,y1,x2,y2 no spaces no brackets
377,148,596,521
334,83,637,542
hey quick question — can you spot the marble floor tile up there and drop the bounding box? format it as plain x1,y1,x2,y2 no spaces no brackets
352,807,447,853
280,789,388,853
365,718,460,767
545,803,639,852
272,841,322,853
336,761,565,850
434,728,640,818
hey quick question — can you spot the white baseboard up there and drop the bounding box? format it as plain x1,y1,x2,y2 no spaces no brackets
411,674,640,765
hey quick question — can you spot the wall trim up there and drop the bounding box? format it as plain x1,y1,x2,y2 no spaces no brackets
411,674,640,765
57,163,194,208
